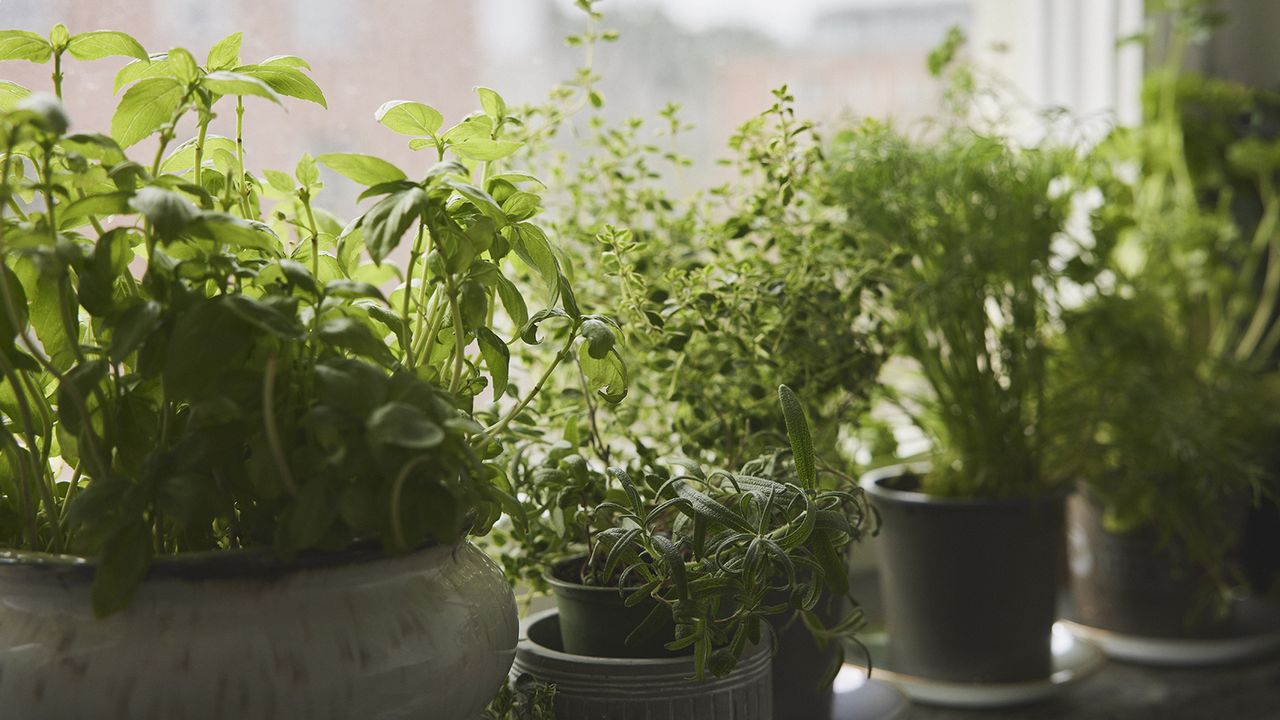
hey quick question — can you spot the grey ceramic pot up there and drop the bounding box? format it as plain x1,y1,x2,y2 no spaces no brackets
0,541,516,720
513,608,773,719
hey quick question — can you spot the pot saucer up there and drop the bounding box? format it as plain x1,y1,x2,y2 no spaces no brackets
1060,596,1280,667
843,623,1104,708
832,665,909,719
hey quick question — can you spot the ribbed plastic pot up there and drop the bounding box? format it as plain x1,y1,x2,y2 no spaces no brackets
513,609,773,720
862,466,1065,683
0,541,516,720
1067,492,1234,638
545,556,677,658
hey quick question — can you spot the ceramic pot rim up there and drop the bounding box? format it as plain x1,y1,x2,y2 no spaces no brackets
860,462,1068,509
0,538,441,581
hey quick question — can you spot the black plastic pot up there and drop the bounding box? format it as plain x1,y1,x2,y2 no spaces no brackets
513,609,773,719
1066,493,1234,638
766,588,842,720
862,466,1065,683
545,556,677,658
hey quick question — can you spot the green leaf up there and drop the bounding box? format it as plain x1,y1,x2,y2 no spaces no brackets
494,273,528,334
475,327,510,398
778,385,816,490
375,100,443,136
50,24,70,51
0,30,52,63
60,191,133,225
158,134,238,175
0,80,31,111
445,179,507,226
0,265,29,345
501,191,541,220
451,138,522,162
66,31,148,62
476,86,506,121
187,213,281,253
205,32,242,70
235,64,327,107
459,280,488,330
317,317,394,365
324,280,386,302
573,320,612,364
295,153,320,189
114,54,176,92
200,71,281,104
91,520,153,618
128,186,199,242
224,295,304,339
261,55,310,70
109,300,163,363
579,345,628,403
163,298,257,400
512,223,560,304
263,169,295,194
362,187,428,264
111,77,185,148
167,47,199,83
367,402,445,449
316,153,407,186
672,481,755,534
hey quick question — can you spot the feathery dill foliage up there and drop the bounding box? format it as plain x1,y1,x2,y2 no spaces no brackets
1044,0,1280,586
828,121,1077,498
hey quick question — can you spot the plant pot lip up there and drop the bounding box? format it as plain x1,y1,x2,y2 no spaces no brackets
0,538,443,582
860,462,1068,508
543,555,634,594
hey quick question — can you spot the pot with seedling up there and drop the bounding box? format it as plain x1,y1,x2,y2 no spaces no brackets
499,387,872,720
829,118,1081,688
0,27,620,719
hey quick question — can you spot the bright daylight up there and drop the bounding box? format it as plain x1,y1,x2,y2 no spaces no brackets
0,0,1277,718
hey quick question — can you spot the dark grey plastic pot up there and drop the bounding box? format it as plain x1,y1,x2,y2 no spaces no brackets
1066,492,1234,638
545,556,677,658
862,465,1065,683
766,588,842,720
513,609,773,720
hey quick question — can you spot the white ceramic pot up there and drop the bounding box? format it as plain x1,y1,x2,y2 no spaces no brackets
0,541,517,720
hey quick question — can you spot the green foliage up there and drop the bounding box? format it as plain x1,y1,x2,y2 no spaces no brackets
0,28,615,616
828,121,1077,498
1045,1,1280,591
497,387,872,681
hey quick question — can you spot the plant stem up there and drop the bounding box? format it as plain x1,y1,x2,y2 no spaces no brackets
476,326,578,444
51,50,63,99
262,353,298,497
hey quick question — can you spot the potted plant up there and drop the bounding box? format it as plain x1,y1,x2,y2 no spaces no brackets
502,386,871,720
828,113,1079,684
1049,1,1280,644
505,19,890,707
0,26,617,718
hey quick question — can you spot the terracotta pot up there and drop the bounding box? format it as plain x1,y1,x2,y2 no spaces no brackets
0,541,516,720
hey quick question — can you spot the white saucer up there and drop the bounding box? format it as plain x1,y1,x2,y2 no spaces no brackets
1061,596,1280,667
844,623,1105,708
832,666,909,719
